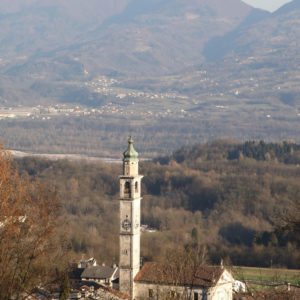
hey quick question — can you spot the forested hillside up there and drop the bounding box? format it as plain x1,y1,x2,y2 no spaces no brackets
14,140,300,270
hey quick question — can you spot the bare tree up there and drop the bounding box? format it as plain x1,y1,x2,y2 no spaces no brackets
278,200,300,241
0,143,69,300
157,245,209,300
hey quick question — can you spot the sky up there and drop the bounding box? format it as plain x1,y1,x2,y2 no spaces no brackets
242,0,292,12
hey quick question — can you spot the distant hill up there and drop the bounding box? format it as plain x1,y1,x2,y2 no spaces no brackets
47,0,254,76
0,0,130,58
1,0,299,110
137,0,300,107
0,0,254,77
204,0,300,61
203,9,271,61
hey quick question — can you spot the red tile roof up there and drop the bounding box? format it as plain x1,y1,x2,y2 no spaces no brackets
135,262,225,288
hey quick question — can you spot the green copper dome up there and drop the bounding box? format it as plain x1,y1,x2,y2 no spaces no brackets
123,136,139,162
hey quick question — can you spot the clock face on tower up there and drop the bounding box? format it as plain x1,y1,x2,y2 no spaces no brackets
122,217,131,231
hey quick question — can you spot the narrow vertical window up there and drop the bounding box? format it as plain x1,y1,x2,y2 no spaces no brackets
149,289,154,298
135,181,138,193
125,182,131,194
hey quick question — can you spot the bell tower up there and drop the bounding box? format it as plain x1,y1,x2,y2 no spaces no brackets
119,137,143,298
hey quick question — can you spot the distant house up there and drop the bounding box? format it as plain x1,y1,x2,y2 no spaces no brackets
68,257,97,286
134,262,234,300
31,280,129,300
81,265,119,288
78,257,97,269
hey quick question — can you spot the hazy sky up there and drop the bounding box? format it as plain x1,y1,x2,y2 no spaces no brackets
243,0,292,12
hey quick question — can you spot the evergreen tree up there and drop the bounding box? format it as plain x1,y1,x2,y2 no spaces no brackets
59,274,70,300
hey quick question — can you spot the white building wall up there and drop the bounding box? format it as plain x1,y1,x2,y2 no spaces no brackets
208,283,233,300
134,281,233,300
134,282,207,300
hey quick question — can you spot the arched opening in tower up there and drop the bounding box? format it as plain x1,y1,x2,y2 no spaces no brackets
124,182,131,195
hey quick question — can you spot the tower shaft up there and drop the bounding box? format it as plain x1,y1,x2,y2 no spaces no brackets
119,138,143,298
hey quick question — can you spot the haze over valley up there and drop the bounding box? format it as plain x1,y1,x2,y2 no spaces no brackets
0,0,300,157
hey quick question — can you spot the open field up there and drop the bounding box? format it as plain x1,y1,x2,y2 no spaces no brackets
231,266,300,286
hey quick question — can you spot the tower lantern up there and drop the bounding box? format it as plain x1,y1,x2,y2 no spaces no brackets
123,136,139,176
119,137,143,298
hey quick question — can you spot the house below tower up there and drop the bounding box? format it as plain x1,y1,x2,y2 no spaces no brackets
134,262,234,300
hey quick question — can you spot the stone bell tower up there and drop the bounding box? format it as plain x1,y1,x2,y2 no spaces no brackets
119,137,143,298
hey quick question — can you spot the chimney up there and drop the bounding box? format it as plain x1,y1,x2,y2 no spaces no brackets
220,259,224,269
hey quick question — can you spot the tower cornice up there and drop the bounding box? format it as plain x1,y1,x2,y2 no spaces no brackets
119,197,143,201
119,175,144,179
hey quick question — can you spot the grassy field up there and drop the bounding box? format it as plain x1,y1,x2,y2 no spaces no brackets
231,266,300,286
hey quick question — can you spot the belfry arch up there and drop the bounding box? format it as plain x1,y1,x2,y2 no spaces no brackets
124,181,131,194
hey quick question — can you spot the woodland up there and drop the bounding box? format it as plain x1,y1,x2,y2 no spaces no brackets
12,140,300,273
0,144,70,300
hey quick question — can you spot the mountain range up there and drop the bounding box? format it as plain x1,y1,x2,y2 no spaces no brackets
0,0,299,106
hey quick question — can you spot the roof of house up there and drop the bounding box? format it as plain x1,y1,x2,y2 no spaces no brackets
134,262,226,288
81,266,118,280
65,281,131,300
